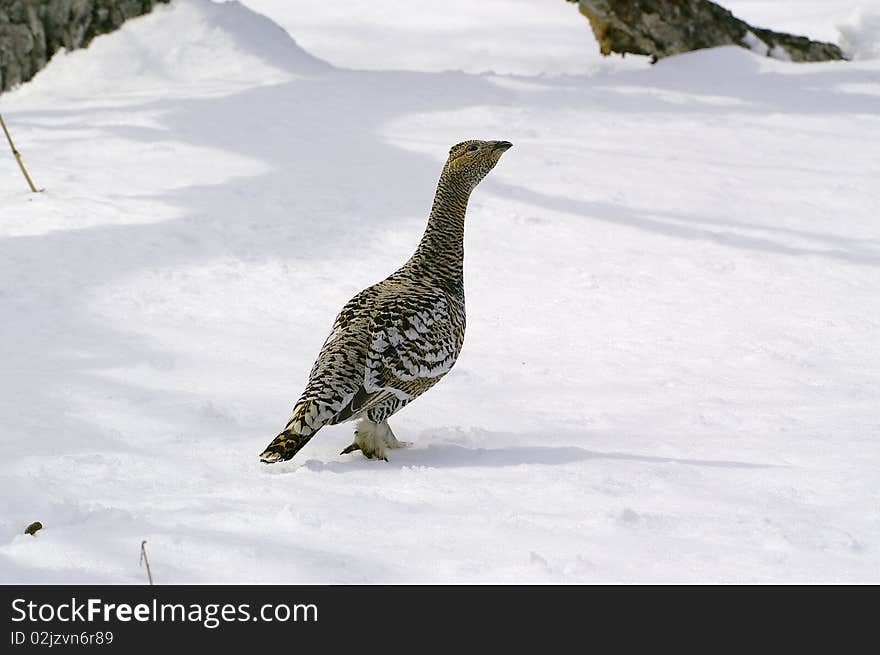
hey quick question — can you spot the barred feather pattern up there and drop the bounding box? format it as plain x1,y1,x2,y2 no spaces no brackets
260,139,511,463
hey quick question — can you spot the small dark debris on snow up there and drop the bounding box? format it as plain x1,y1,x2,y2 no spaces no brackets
24,521,43,536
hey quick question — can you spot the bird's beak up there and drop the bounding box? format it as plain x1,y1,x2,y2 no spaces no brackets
491,140,513,152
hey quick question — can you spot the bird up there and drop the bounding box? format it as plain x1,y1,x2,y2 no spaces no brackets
259,139,513,464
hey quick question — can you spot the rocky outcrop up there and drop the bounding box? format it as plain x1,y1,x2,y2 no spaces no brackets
567,0,846,62
0,0,170,92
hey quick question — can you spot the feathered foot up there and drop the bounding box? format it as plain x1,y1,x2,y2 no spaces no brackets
260,429,313,464
340,419,408,461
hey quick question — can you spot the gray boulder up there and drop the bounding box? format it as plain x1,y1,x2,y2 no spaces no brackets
1,0,170,92
568,0,846,62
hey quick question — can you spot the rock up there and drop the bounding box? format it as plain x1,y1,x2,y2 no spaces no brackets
567,0,846,62
0,0,171,93
24,520,43,535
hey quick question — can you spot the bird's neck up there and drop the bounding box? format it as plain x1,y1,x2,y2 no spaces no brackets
409,174,469,285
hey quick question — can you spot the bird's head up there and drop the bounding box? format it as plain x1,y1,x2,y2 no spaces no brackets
442,139,512,191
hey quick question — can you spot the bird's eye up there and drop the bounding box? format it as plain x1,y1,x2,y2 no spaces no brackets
467,145,479,152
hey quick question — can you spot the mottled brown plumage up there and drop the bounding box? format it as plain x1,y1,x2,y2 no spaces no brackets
260,139,512,463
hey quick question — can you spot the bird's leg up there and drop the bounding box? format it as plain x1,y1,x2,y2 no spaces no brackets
380,421,410,449
340,418,389,461
340,420,411,460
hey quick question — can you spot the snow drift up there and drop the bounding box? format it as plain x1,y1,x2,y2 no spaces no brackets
1,0,878,584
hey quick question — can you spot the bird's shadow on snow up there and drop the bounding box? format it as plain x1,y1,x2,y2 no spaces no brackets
298,442,775,473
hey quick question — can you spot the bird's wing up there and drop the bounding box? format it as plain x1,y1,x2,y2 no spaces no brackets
309,285,462,426
292,284,384,427
362,288,463,401
329,384,391,424
308,285,379,379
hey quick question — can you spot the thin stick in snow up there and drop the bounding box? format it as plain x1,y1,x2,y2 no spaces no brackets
0,112,39,193
139,540,155,585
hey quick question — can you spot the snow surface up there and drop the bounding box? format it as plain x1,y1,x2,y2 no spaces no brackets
839,8,880,60
741,31,771,58
1,0,879,583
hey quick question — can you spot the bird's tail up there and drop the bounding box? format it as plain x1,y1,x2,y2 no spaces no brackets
259,429,313,464
259,402,319,464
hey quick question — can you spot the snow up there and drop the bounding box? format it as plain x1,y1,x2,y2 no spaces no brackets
1,0,879,583
235,0,639,76
725,0,870,44
741,31,771,57
838,8,880,60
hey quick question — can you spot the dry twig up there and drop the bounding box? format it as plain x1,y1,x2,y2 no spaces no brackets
139,540,155,585
0,112,39,192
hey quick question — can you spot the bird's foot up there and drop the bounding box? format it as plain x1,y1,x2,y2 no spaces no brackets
340,442,363,456
339,441,388,461
340,419,398,461
381,423,410,449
